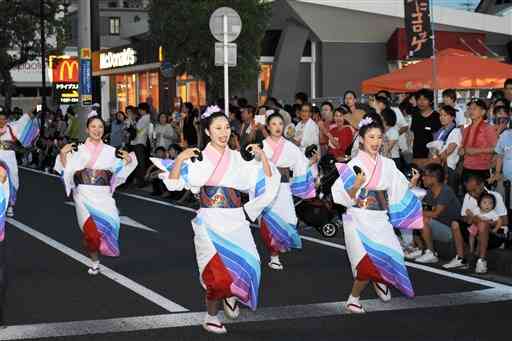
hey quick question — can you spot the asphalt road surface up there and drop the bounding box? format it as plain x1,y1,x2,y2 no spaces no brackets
0,167,511,341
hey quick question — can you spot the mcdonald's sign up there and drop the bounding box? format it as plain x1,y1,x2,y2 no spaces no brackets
52,57,79,83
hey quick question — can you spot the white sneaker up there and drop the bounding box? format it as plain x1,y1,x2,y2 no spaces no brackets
415,249,439,264
404,247,423,260
372,282,391,302
475,258,488,274
223,297,240,319
442,256,468,269
6,207,13,218
344,297,365,314
202,314,227,334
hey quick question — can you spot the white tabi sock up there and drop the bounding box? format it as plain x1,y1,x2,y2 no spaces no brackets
270,255,280,263
205,313,220,324
347,294,360,305
91,260,100,269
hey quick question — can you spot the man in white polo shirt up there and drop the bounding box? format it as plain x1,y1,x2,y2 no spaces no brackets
449,175,508,274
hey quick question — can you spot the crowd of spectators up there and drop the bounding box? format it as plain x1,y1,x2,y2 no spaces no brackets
4,78,512,275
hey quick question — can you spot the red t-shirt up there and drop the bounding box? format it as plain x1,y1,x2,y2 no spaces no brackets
462,122,497,170
328,125,354,159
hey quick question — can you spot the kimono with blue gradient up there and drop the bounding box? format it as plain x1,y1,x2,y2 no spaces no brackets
152,144,280,310
260,137,316,254
54,142,137,256
0,113,40,207
331,151,422,298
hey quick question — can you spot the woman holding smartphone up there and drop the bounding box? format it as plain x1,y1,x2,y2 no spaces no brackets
55,116,137,275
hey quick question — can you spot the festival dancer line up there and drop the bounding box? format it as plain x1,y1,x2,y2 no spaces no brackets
55,116,137,275
331,113,422,313
260,112,318,270
0,108,40,217
151,106,280,334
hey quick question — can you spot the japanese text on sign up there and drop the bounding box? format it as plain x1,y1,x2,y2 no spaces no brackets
404,0,433,59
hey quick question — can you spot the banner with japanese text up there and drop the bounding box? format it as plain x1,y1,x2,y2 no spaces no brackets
404,0,433,59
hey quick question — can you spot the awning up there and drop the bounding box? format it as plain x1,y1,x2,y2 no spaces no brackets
362,48,512,93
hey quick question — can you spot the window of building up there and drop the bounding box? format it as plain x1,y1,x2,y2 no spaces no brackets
177,74,206,107
139,71,160,112
109,17,120,35
113,73,136,112
258,64,272,105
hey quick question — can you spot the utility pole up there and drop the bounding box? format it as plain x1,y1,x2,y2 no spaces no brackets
78,0,92,139
40,0,47,136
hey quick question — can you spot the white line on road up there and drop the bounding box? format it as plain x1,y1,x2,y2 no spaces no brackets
19,166,512,290
63,201,159,233
1,288,511,340
7,218,188,314
119,192,197,213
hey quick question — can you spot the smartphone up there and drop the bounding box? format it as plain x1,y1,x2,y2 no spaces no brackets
36,104,42,112
255,115,266,125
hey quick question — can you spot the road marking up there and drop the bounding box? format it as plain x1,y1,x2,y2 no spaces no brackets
64,201,158,233
20,167,59,178
19,166,197,213
19,166,512,290
119,192,197,213
1,287,511,340
7,218,188,313
113,188,512,289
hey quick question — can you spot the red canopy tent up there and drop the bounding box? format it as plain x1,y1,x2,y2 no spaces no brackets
361,48,512,93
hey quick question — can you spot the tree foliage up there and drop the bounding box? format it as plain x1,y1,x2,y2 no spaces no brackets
149,0,271,101
0,0,69,109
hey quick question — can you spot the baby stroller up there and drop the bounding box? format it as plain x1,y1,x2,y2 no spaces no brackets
295,154,345,238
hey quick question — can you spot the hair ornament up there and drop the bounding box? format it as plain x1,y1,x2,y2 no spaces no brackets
358,117,374,129
201,105,224,119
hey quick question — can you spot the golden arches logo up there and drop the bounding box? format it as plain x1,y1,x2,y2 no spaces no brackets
57,59,78,83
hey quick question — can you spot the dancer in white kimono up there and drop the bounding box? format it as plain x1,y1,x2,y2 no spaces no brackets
151,106,280,334
0,165,9,328
260,112,318,270
55,116,137,275
0,109,39,217
331,113,422,313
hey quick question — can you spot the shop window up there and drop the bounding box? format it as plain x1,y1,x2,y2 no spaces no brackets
139,71,159,113
258,64,272,105
177,74,206,107
109,17,120,35
113,73,136,112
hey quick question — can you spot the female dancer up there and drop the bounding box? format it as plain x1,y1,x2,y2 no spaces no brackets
331,113,422,313
260,112,318,270
152,106,280,334
0,109,39,217
0,165,9,328
55,116,137,275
